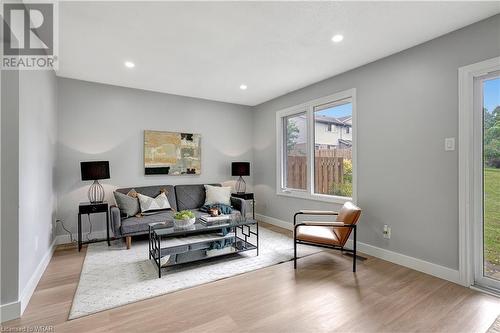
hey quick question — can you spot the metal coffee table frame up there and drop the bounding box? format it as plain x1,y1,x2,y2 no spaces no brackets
149,218,258,278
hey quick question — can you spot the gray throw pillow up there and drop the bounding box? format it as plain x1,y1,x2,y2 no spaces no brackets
113,191,140,217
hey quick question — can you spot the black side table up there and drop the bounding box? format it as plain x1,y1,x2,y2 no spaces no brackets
231,192,255,219
78,202,110,252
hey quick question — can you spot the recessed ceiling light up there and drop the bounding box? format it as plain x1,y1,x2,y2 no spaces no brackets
240,84,248,90
331,34,344,43
124,61,135,68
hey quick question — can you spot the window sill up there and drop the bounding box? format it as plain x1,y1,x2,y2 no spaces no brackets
276,190,351,205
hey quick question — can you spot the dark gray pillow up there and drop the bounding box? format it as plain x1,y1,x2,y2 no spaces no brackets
113,191,140,217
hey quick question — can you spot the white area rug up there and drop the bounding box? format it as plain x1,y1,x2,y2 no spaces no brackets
69,227,320,319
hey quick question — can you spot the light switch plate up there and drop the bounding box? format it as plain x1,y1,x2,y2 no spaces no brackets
445,137,455,151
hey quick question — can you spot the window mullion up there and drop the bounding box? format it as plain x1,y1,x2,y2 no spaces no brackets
307,105,314,195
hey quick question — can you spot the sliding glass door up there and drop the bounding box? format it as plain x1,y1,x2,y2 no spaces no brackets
475,71,500,290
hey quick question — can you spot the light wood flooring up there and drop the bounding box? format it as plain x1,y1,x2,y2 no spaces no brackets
3,223,500,332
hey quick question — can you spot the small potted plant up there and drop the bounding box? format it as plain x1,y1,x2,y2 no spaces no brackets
173,210,196,228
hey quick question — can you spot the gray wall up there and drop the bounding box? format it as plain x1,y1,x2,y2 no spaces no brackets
253,15,500,270
18,69,58,295
56,78,253,236
1,61,20,309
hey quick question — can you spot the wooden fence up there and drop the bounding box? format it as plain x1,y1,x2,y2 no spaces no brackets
315,148,352,159
286,156,308,190
286,149,349,194
314,156,344,194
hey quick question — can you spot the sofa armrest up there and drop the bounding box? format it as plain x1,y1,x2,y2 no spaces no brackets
230,196,247,218
110,205,122,237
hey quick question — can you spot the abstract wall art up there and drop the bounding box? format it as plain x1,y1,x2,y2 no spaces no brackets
144,130,201,175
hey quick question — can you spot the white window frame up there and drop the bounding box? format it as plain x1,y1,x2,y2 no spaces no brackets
276,88,357,204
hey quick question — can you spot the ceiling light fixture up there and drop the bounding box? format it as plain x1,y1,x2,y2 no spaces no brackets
240,84,248,90
331,34,344,43
124,61,135,68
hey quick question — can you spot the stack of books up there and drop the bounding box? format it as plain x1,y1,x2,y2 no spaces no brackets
199,214,231,225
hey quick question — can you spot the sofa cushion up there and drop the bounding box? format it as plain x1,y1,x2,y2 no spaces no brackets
175,184,220,210
137,192,171,214
120,210,176,235
204,185,231,205
113,191,140,217
116,185,177,211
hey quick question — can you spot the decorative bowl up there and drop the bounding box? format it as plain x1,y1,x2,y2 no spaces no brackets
173,217,196,228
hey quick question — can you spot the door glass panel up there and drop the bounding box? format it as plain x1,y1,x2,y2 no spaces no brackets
483,76,500,280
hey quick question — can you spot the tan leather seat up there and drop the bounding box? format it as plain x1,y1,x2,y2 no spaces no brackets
296,225,340,245
295,201,361,247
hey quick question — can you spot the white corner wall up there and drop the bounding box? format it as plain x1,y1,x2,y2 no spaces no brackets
18,69,58,314
1,59,20,323
1,67,58,322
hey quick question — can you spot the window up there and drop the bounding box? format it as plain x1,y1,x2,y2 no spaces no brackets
283,113,307,190
276,89,356,203
314,99,353,197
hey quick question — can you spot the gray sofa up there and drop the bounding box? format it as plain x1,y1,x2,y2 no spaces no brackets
110,183,247,249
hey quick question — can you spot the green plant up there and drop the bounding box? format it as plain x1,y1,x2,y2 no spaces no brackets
331,182,353,197
343,159,353,183
174,210,195,220
287,119,300,153
484,106,500,168
330,159,353,197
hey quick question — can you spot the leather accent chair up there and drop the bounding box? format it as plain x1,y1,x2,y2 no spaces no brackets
294,202,362,272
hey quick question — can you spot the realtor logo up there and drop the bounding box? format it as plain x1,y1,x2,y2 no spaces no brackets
2,2,58,70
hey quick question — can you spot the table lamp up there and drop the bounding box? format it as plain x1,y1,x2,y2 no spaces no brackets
231,162,250,194
81,161,110,203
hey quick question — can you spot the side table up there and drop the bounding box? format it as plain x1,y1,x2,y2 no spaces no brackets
78,202,110,251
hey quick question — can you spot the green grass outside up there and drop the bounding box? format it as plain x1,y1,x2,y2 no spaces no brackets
485,167,500,268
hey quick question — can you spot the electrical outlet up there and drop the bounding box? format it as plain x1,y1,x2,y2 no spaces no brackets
383,224,391,239
445,137,455,151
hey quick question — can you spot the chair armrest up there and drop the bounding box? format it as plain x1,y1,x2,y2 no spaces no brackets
230,196,247,218
298,210,339,215
296,221,355,227
294,210,339,225
110,205,122,237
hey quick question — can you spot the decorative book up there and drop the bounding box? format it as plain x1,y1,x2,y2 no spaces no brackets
199,214,231,224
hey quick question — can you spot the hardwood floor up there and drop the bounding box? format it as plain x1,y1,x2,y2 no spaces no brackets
3,223,500,332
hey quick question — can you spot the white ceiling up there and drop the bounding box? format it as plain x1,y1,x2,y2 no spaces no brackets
57,2,500,106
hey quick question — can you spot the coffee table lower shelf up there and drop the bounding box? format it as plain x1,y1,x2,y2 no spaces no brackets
149,221,258,278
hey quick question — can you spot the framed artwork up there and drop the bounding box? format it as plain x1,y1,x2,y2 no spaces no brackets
144,130,201,175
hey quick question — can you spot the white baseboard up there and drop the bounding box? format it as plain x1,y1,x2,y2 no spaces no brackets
0,301,21,323
256,213,462,285
19,237,58,316
257,214,294,231
0,237,57,323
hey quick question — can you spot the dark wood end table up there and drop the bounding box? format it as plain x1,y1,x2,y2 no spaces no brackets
78,202,111,251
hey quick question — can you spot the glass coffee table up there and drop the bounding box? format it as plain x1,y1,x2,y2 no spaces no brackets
149,216,258,278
